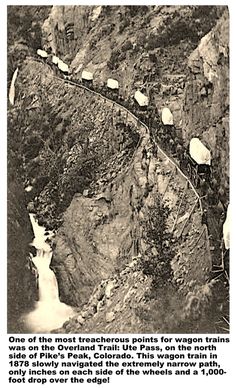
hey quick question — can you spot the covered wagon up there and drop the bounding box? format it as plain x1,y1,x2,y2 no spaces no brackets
107,78,119,90
81,70,93,87
134,91,149,109
161,107,174,125
186,138,211,186
81,70,93,81
37,49,48,59
189,138,211,166
52,55,59,65
58,60,69,75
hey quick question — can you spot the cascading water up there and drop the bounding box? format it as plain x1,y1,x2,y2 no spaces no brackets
22,214,75,333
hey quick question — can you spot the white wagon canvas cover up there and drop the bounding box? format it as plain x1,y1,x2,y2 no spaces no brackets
189,138,211,165
82,70,93,81
52,55,59,65
223,204,230,250
37,49,48,58
134,91,149,107
107,78,119,90
161,107,174,125
58,60,69,73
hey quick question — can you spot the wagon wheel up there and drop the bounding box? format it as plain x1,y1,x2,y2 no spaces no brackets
187,163,192,178
192,168,199,187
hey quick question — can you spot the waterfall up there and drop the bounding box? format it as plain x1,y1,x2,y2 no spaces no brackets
9,68,19,106
23,214,75,333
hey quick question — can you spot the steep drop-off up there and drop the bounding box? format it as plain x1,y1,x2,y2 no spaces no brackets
12,57,218,332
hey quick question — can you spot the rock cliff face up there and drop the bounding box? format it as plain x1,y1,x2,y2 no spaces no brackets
15,59,139,229
182,10,229,196
41,5,228,192
52,101,212,313
7,6,53,333
52,143,146,307
12,57,215,332
42,6,93,59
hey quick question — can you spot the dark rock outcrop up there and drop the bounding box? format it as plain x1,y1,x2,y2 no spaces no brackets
7,173,36,333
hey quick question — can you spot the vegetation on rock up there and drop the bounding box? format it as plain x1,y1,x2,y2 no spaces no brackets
140,197,175,294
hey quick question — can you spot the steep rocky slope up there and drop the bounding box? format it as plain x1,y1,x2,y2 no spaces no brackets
15,59,139,229
42,6,225,124
182,11,229,196
11,58,221,332
7,8,54,331
42,5,229,198
53,134,216,333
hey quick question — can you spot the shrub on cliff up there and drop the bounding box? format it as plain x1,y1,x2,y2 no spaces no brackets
23,134,44,160
121,39,133,52
138,195,229,333
107,49,121,70
140,197,175,294
144,6,221,50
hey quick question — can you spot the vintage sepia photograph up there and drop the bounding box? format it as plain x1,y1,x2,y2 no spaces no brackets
7,5,229,334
